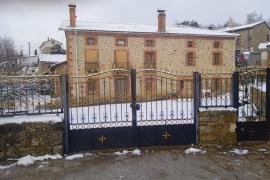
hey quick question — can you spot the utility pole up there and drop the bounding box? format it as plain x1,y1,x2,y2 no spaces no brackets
28,42,31,57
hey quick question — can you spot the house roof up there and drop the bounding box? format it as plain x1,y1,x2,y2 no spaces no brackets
258,42,270,50
38,54,66,64
39,38,63,49
50,61,67,71
220,21,269,32
59,20,237,38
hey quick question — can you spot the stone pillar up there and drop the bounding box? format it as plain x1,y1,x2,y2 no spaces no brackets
199,107,237,146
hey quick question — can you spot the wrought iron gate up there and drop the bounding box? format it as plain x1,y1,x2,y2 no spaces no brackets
63,69,198,153
235,68,270,141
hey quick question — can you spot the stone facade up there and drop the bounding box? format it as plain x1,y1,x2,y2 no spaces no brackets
199,108,237,146
0,122,63,161
233,22,270,52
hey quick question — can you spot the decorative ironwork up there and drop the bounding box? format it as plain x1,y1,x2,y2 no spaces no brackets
98,135,107,144
162,132,170,140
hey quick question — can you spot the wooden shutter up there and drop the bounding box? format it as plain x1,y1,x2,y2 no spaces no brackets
86,49,98,62
115,50,128,62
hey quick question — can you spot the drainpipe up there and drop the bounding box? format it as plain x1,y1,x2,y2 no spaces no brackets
75,30,79,102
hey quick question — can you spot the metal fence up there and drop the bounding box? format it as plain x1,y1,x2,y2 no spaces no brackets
200,73,233,108
0,75,63,117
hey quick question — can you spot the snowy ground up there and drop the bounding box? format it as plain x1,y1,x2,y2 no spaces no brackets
1,143,270,180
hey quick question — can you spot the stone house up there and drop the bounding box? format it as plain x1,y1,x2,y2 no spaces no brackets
38,54,66,74
39,38,64,54
258,42,270,67
59,4,236,103
221,21,270,53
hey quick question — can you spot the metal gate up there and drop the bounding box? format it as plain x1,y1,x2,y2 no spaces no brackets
63,69,198,153
236,68,270,141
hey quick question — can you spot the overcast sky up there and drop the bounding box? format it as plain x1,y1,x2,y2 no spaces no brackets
0,0,270,55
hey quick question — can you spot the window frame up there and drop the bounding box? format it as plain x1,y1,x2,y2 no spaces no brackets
185,51,196,66
144,38,155,47
212,52,223,66
115,36,128,47
85,34,98,46
187,40,195,48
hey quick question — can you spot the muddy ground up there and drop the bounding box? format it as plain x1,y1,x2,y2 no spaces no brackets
1,143,270,180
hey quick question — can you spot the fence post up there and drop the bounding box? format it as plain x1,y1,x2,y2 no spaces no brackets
61,74,70,154
193,72,200,145
232,71,239,109
130,68,139,147
266,68,270,126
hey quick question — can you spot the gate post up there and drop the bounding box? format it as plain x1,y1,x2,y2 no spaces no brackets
232,71,239,109
130,68,139,147
193,72,200,145
266,68,270,126
61,74,70,154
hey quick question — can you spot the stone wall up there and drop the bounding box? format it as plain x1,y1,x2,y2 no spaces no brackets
199,108,237,146
0,122,63,161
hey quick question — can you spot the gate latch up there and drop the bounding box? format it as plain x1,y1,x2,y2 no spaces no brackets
130,103,140,111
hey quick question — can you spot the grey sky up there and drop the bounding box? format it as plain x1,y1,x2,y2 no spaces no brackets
0,0,270,55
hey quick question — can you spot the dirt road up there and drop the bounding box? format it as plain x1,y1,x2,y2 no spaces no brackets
1,144,270,180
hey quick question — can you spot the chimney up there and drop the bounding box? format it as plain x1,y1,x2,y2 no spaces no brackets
69,4,76,27
157,9,166,32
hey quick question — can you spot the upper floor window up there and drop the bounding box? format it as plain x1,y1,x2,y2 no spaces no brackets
115,37,128,46
187,41,195,48
186,52,195,66
144,51,156,68
87,38,96,45
213,41,221,49
145,39,155,47
236,37,241,46
212,52,222,65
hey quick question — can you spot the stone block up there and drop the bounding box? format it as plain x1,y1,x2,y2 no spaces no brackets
200,132,217,142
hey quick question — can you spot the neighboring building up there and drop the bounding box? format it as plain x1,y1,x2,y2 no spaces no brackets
38,54,66,74
258,42,270,67
241,52,261,67
39,38,65,54
221,21,270,53
50,61,67,75
59,4,236,102
18,55,38,67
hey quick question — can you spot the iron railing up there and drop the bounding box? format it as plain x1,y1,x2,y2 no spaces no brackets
85,62,99,73
0,75,63,117
112,62,130,70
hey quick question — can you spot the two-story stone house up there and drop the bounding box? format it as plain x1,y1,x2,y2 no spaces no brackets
59,4,236,103
222,21,270,53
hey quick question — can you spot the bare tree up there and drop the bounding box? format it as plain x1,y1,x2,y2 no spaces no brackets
0,36,18,75
223,17,241,28
246,11,263,24
175,20,201,28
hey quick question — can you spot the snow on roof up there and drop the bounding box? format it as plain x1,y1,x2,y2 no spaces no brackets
39,54,66,63
59,20,237,38
258,42,270,50
220,21,265,32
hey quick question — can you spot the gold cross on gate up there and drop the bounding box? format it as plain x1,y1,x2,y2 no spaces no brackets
249,128,256,136
98,135,107,144
162,132,170,140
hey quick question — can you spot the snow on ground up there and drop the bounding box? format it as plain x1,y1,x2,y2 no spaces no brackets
17,154,62,166
0,114,63,125
184,148,206,154
257,149,267,152
69,99,194,129
113,149,141,156
229,149,249,155
0,163,16,170
199,107,237,112
65,154,84,160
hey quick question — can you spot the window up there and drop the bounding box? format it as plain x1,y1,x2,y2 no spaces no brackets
115,37,128,46
145,39,154,47
177,80,185,97
186,52,195,66
267,34,269,41
145,78,153,92
236,37,241,46
213,41,220,48
115,78,128,102
212,53,222,65
187,41,194,48
87,38,96,45
144,51,156,68
88,79,99,95
114,50,129,69
85,49,99,73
